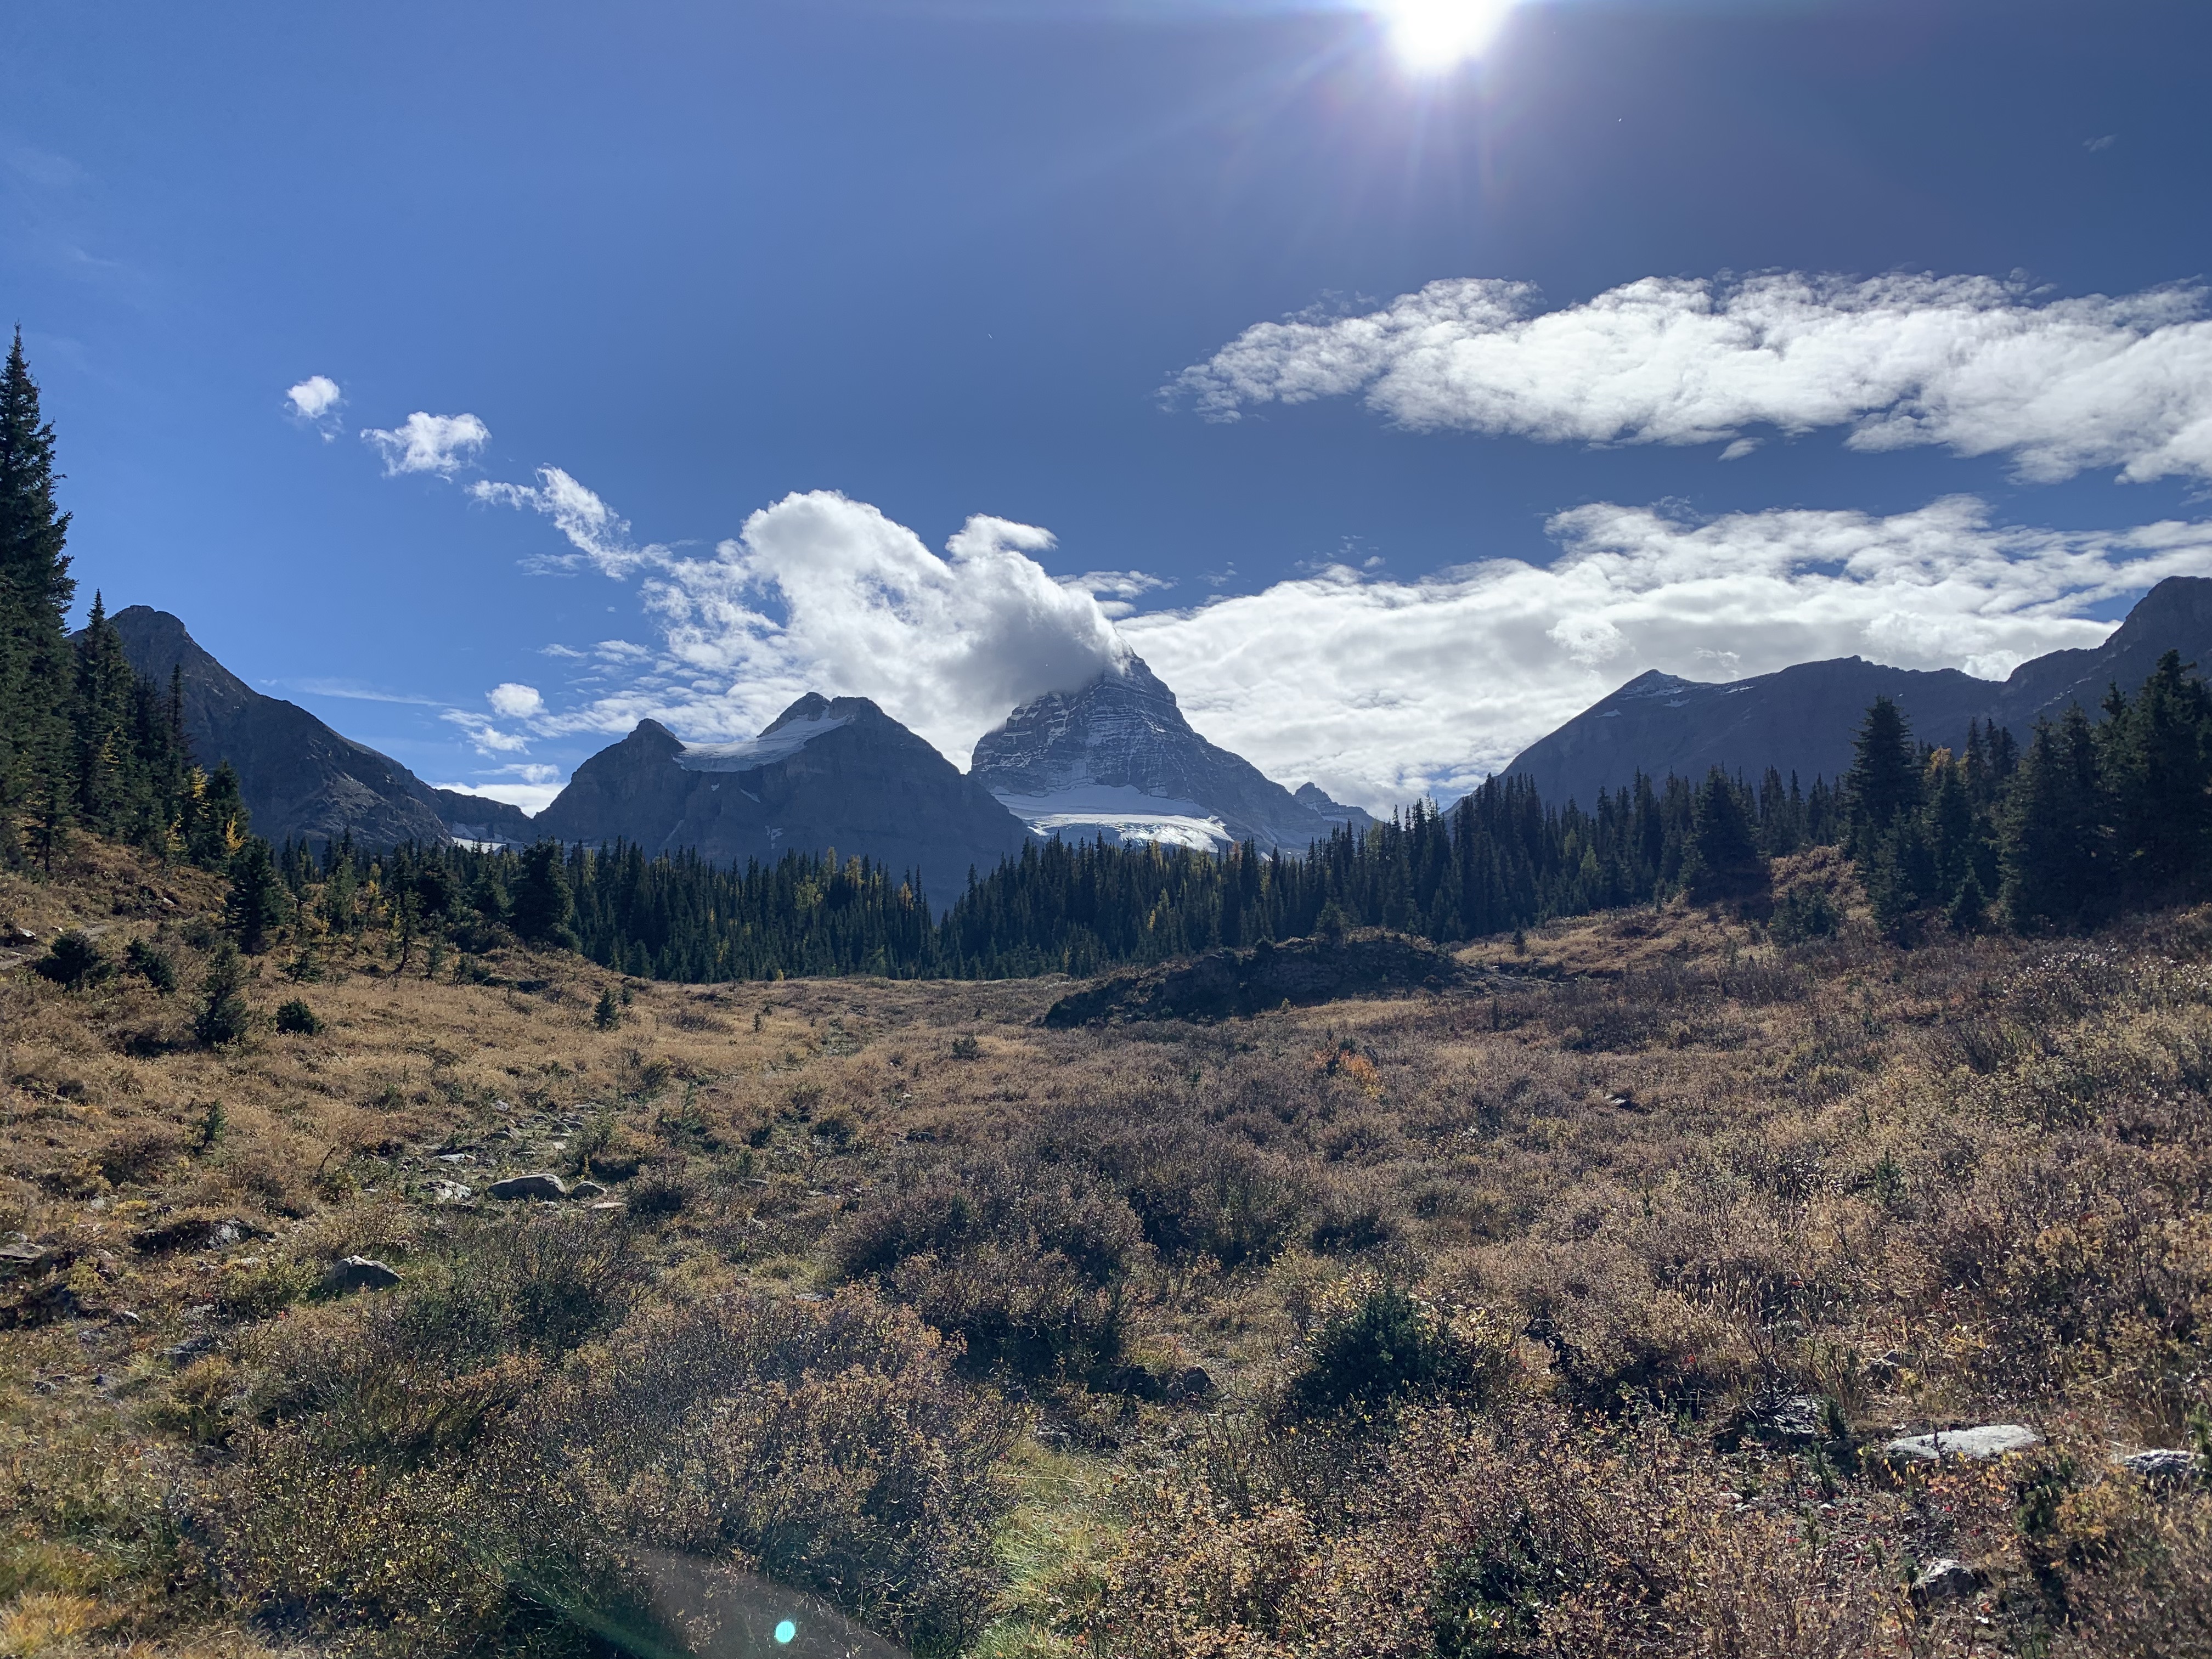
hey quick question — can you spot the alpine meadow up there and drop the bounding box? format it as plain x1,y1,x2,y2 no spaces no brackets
8,3,2212,1657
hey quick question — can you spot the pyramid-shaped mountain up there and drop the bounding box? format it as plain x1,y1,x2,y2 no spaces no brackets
1503,576,2212,808
970,654,1370,853
531,695,1030,907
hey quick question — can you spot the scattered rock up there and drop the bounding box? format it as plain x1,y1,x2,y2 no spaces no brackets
2119,1448,2199,1487
325,1256,403,1294
1863,1349,1911,1385
1914,1559,1979,1601
0,1242,50,1278
1165,1364,1215,1403
569,1180,608,1201
131,1214,261,1255
163,1332,216,1363
1769,1395,1832,1441
1881,1424,2041,1463
588,1200,624,1212
433,1152,477,1165
489,1172,568,1201
425,1180,476,1204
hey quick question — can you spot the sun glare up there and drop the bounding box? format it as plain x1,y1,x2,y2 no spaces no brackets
1376,0,1518,71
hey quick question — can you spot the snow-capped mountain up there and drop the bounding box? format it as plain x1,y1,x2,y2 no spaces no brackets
969,655,1371,854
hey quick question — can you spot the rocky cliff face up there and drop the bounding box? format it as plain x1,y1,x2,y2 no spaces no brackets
970,656,1368,853
108,606,455,849
531,695,1030,909
1502,577,2212,808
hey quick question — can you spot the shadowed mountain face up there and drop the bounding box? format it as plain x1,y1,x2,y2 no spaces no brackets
970,655,1371,854
107,606,457,849
1502,577,2212,808
530,695,1031,910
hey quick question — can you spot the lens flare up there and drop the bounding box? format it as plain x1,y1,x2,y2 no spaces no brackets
1375,0,1519,70
774,1620,798,1644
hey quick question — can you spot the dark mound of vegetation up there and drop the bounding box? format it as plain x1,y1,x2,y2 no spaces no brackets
1042,930,1470,1026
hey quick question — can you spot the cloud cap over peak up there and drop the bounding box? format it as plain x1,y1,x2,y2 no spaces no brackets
1173,271,2212,484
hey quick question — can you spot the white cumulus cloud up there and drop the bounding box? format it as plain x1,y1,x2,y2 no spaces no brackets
1173,272,2212,484
362,411,490,477
285,374,343,427
1119,496,2212,808
486,682,545,719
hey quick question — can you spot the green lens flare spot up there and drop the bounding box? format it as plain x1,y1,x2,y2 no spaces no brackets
774,1621,797,1645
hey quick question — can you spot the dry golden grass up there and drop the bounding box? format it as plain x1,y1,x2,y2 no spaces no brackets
3,834,2210,1656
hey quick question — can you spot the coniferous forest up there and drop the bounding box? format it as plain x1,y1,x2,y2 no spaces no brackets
10,326,2212,983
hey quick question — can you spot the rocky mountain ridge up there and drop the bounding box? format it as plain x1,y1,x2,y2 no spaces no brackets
1502,577,2212,809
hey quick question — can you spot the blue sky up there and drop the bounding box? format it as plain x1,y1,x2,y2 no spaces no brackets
6,0,2210,809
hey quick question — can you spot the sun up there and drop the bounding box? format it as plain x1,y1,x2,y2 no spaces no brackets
1374,0,1519,71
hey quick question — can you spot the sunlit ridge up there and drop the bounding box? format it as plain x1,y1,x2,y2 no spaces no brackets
1375,0,1517,70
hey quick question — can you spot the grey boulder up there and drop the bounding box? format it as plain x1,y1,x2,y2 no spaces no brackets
326,1256,402,1293
2119,1448,2199,1486
489,1172,568,1201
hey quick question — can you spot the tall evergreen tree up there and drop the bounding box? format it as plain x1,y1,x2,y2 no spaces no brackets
2100,650,2212,891
512,839,578,948
1844,696,1920,860
2000,709,2114,933
0,330,75,865
1681,768,1768,907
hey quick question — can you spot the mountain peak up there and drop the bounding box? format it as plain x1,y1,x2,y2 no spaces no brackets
972,654,1361,853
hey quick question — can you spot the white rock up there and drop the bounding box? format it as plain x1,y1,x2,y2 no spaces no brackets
1882,1424,2041,1462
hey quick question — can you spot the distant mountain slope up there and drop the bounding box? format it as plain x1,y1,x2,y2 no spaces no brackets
106,606,454,849
1503,577,2212,808
970,655,1370,853
530,694,1030,909
429,788,535,847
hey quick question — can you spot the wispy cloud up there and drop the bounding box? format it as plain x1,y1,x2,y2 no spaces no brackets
1172,270,2212,484
440,707,531,755
472,466,662,574
273,676,442,706
362,410,490,477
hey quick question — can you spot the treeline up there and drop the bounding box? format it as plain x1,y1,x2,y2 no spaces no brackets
0,331,249,872
244,764,1835,981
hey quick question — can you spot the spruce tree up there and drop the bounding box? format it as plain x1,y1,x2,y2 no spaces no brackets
1681,769,1768,907
2000,710,2113,933
225,836,285,953
0,330,75,864
1844,696,1920,860
194,939,252,1046
2101,651,2212,893
512,839,577,947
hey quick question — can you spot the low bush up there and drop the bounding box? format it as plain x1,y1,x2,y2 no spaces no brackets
833,1154,1149,1383
273,998,321,1035
1286,1286,1514,1420
35,929,110,990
